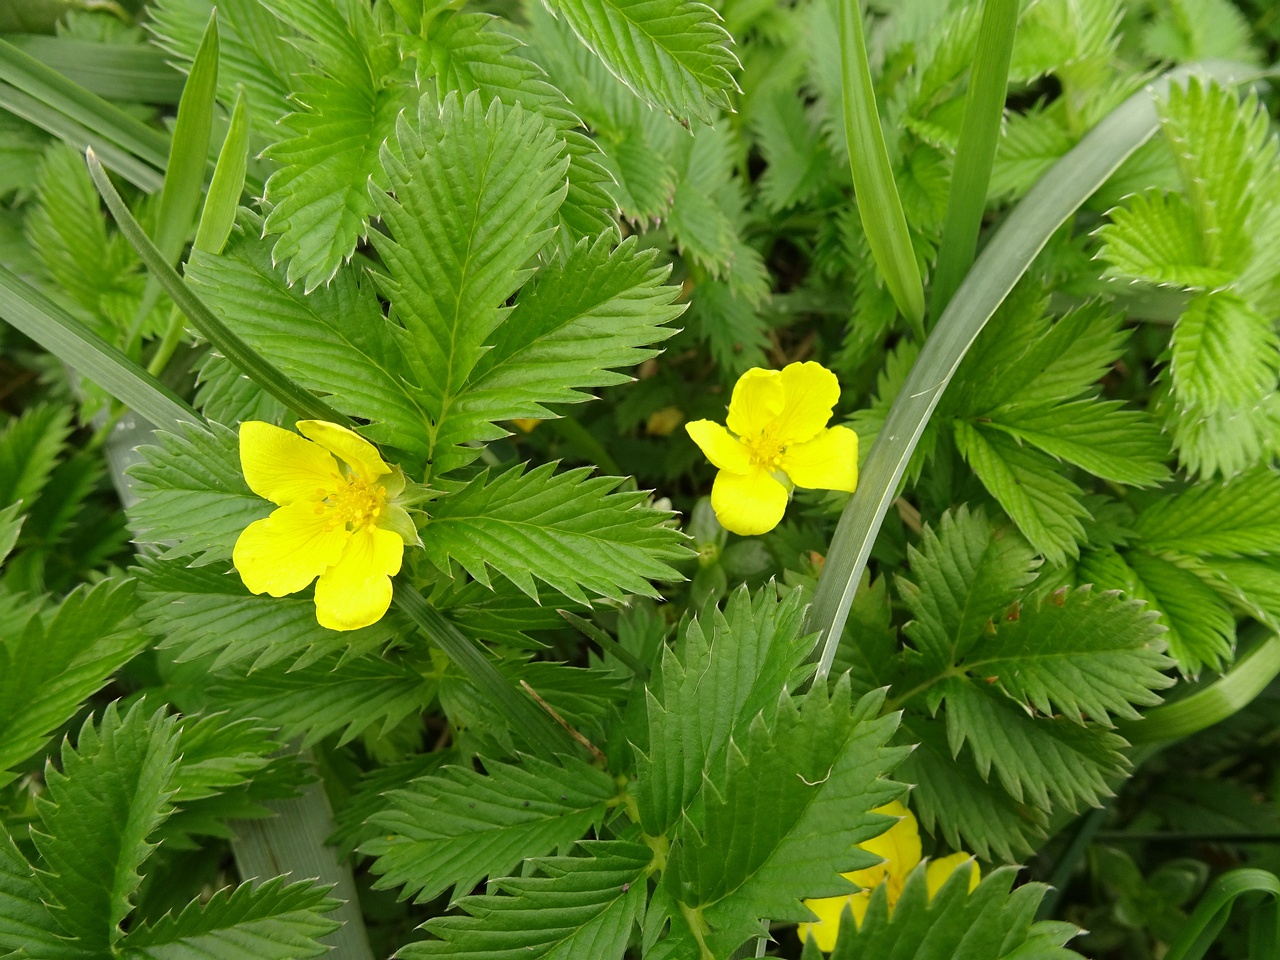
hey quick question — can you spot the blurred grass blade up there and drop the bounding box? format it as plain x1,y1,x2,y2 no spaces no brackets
5,34,184,104
1164,868,1280,960
559,610,650,679
0,37,168,181
394,587,579,759
193,88,250,257
839,0,925,331
0,81,162,192
806,60,1262,680
0,263,197,433
929,0,1018,317
131,11,221,355
86,149,348,426
1123,632,1280,743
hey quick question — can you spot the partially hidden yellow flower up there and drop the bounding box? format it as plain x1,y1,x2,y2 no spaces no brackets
798,800,980,952
685,362,857,537
232,420,419,632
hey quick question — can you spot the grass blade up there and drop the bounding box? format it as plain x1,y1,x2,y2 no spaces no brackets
5,34,184,104
806,60,1263,680
193,89,250,258
839,0,925,331
1164,868,1280,960
929,0,1019,317
86,149,348,426
0,263,197,433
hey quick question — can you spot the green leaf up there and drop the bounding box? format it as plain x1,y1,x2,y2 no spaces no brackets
827,864,1081,959
896,716,1045,862
0,501,23,565
365,755,616,904
966,585,1174,725
895,506,1038,673
1097,190,1234,288
0,579,146,786
259,0,416,291
421,462,689,604
1142,0,1257,65
541,0,737,122
0,402,70,510
407,840,650,959
954,420,1089,565
120,876,339,959
669,682,906,956
1122,550,1235,676
1134,470,1280,557
0,829,81,959
943,680,1126,812
192,88,249,258
370,91,568,474
33,702,180,950
5,34,184,105
127,421,267,565
635,586,814,835
989,106,1073,200
134,557,396,673
751,85,831,213
1170,290,1279,413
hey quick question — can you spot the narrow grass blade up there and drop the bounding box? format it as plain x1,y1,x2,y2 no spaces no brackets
1164,868,1280,960
193,88,249,257
839,0,925,331
806,60,1262,680
0,81,162,192
0,264,197,433
86,149,348,426
0,37,169,171
5,34,184,104
929,0,1018,317
394,587,579,759
1123,632,1280,743
559,610,650,679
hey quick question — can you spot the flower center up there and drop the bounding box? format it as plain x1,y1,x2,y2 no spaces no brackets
319,474,386,531
746,432,786,470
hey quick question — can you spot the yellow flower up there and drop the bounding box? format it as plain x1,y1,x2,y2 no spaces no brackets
798,801,980,952
232,420,419,632
685,362,858,536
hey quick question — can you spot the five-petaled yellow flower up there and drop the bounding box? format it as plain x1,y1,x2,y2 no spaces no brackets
685,361,858,536
799,800,980,952
233,420,418,632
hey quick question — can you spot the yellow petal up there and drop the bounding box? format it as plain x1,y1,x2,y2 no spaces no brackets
686,420,752,473
726,368,784,439
711,466,788,536
297,420,390,482
781,426,858,492
859,801,921,903
239,421,343,506
233,500,349,597
774,361,841,444
799,893,870,952
313,523,404,631
926,853,980,899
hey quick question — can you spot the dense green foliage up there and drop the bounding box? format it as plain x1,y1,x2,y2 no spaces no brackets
1,0,1280,957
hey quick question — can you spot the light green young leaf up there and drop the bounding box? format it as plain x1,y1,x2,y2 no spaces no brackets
0,402,70,511
365,755,616,904
33,702,181,950
121,876,339,960
421,462,689,604
409,840,650,959
635,586,814,835
370,91,567,474
1122,550,1235,675
0,501,23,566
0,579,146,786
1097,190,1234,288
670,682,906,956
1169,290,1278,413
1143,0,1257,65
541,0,738,122
1134,470,1280,558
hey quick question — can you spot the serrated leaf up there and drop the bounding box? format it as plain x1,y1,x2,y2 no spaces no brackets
121,876,339,959
0,830,81,959
989,106,1073,200
127,421,267,565
1170,290,1279,413
0,402,71,511
542,0,737,121
671,682,906,956
365,754,615,904
370,91,568,474
421,462,688,604
409,840,650,959
896,506,1038,673
943,680,1125,813
134,556,395,672
1122,550,1235,676
0,501,23,565
954,421,1089,565
0,579,146,785
966,585,1173,725
260,0,416,290
33,702,181,949
635,586,814,835
826,863,1081,959
1134,469,1280,557
751,85,830,212
1143,0,1256,65
1097,189,1233,288
896,716,1045,863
